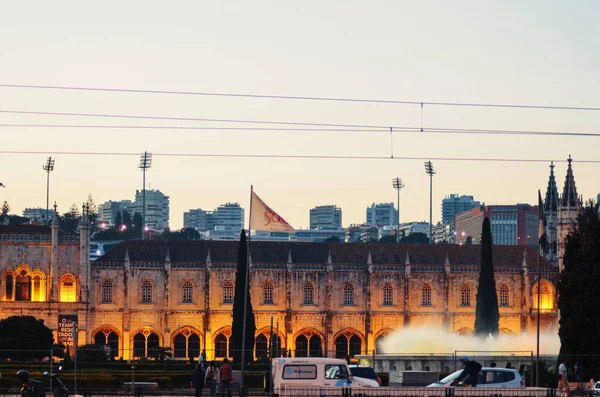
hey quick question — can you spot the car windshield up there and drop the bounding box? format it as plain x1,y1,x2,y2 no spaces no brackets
349,367,377,380
438,370,461,384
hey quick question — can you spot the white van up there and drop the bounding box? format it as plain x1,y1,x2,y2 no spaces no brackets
272,357,379,396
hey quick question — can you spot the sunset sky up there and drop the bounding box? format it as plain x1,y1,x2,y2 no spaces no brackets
1,1,599,230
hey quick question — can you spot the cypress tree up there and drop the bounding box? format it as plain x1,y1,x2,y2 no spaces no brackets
231,230,256,365
474,217,500,337
558,201,600,371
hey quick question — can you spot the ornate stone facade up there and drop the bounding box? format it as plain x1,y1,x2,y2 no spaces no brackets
0,222,559,361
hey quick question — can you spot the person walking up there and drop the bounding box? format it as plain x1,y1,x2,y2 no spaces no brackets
219,358,233,397
456,356,482,387
191,364,206,397
205,361,219,397
558,359,570,397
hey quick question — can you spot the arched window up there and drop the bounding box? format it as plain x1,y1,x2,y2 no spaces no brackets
141,280,153,303
460,284,471,307
335,332,362,358
94,328,119,358
533,282,554,310
16,271,31,301
343,282,354,305
60,274,76,302
499,284,509,307
295,333,322,358
255,334,268,360
215,332,230,358
182,281,193,303
4,274,13,301
375,334,387,354
263,281,274,304
422,283,432,306
102,280,113,303
383,283,393,306
223,281,233,304
133,330,160,358
303,282,314,305
173,330,201,359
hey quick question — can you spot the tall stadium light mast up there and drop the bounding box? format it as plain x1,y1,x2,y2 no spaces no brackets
424,161,436,244
139,152,152,240
43,157,55,225
392,178,405,243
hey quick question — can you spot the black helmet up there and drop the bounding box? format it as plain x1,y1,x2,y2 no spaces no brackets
16,370,30,382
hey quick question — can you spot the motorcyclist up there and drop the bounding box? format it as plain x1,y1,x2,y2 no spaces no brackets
456,356,482,387
16,370,46,397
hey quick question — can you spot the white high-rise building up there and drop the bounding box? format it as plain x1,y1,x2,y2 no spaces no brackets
309,205,342,230
98,200,133,225
365,203,398,226
22,208,54,223
184,203,244,232
131,189,170,229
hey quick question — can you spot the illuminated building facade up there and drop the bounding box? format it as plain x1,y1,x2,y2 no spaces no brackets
0,214,559,360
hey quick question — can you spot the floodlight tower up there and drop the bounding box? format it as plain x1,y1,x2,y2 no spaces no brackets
43,157,55,225
424,161,436,244
139,152,152,240
392,178,405,243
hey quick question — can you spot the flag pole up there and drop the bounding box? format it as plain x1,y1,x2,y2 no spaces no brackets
241,185,253,397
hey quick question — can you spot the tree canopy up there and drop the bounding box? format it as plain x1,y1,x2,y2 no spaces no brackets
0,315,54,359
474,217,499,337
558,200,600,372
399,232,429,244
231,230,256,364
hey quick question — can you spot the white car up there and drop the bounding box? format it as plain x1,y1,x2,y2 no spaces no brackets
427,367,525,388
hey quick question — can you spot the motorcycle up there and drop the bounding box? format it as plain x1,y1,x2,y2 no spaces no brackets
44,366,69,397
16,370,46,397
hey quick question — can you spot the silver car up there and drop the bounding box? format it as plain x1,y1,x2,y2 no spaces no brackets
427,367,525,388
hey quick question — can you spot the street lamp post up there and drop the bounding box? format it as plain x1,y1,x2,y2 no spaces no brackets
424,161,436,244
43,157,55,225
138,152,152,240
392,178,405,243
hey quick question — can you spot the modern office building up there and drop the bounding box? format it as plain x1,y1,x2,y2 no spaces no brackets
98,200,133,225
366,203,398,226
455,204,538,246
441,194,480,225
309,205,342,230
184,203,244,233
130,190,170,230
398,222,430,238
22,208,54,223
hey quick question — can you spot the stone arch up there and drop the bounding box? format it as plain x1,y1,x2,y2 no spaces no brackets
255,327,285,359
59,273,77,302
532,280,555,310
92,325,121,358
419,281,434,306
333,328,364,359
294,328,325,358
213,326,232,359
455,327,473,336
171,326,202,360
131,326,163,359
499,327,516,335
374,328,394,354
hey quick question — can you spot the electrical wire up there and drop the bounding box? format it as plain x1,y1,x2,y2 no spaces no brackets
1,150,598,163
1,123,599,137
2,83,600,111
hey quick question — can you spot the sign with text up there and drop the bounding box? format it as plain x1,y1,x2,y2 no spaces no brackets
57,315,78,355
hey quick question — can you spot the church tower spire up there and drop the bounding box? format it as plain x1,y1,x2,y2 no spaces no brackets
557,155,582,271
543,162,559,265
561,155,580,208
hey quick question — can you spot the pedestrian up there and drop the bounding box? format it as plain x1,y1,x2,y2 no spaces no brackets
199,350,207,370
191,364,206,397
490,362,497,368
574,361,582,389
456,356,482,387
219,357,233,397
558,359,570,397
205,361,219,397
505,362,512,369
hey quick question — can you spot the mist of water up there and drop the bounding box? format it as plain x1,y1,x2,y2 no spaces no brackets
380,326,560,355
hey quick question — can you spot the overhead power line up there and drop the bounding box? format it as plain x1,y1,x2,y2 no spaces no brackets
1,123,599,137
2,83,600,111
1,150,599,163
